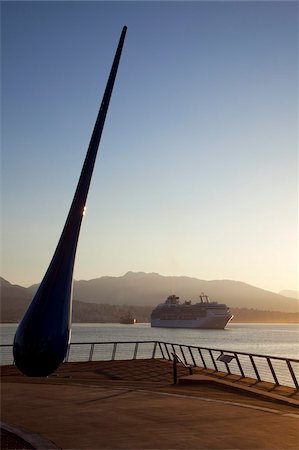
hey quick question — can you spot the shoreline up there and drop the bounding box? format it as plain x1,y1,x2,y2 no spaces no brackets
2,320,299,325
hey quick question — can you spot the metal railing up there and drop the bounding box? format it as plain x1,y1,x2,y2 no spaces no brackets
1,340,298,389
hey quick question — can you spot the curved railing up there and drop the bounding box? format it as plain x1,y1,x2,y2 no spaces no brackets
1,340,298,389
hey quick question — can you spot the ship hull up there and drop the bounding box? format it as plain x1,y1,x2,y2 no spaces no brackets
151,314,233,330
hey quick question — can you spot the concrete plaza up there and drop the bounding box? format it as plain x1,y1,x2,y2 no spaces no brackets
1,360,298,449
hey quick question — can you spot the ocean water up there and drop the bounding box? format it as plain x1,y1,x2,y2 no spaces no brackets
1,322,299,360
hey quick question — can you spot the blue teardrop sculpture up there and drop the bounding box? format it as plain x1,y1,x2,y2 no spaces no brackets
13,26,127,377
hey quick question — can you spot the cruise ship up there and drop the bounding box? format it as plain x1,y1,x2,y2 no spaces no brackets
151,293,233,329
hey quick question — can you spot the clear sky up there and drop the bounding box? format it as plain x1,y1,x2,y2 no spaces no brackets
1,1,298,293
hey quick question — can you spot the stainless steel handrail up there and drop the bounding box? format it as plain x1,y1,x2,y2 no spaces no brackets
1,340,298,389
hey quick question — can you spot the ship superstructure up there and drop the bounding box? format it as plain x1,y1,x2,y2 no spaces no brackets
151,293,233,329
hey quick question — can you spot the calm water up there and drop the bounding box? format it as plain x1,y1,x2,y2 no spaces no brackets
1,322,299,359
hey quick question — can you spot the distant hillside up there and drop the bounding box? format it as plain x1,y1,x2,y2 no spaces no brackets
1,272,298,324
1,298,152,324
0,278,152,323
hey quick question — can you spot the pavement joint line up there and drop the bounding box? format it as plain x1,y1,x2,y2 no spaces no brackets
136,389,299,417
77,388,138,404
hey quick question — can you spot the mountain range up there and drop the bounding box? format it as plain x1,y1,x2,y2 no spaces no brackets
1,272,298,320
69,272,298,312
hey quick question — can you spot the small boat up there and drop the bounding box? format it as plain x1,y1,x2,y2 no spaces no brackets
120,312,136,324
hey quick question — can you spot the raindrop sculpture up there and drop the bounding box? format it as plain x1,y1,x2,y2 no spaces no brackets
13,26,127,376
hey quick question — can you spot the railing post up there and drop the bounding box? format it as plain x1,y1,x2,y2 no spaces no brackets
171,344,176,356
180,346,188,365
209,350,218,371
164,343,171,360
267,357,279,385
152,342,157,359
234,353,245,378
158,342,165,359
249,355,261,382
133,342,139,359
224,361,231,374
286,360,299,390
188,347,196,367
198,348,207,369
89,343,94,362
172,353,178,385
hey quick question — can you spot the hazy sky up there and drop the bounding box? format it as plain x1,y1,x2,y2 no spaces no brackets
1,1,298,293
